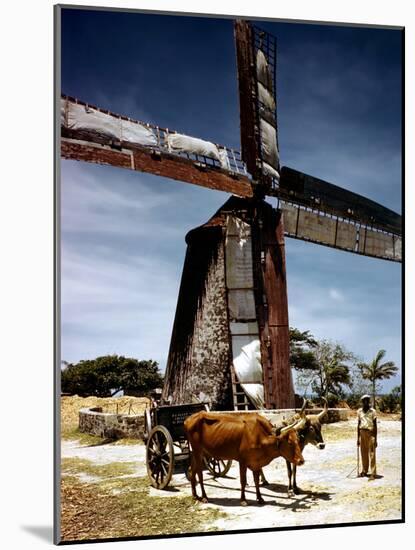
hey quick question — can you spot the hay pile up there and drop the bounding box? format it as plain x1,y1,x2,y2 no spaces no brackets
61,395,150,434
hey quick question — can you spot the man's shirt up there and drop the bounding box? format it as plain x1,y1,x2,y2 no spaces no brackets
358,407,377,431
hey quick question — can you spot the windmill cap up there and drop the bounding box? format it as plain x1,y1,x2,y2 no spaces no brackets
361,394,371,401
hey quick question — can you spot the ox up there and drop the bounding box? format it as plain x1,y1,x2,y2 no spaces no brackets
184,411,305,506
283,398,328,495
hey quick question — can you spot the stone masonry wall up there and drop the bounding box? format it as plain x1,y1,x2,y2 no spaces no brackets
79,407,145,440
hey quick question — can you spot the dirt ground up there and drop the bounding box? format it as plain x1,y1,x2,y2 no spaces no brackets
60,417,402,539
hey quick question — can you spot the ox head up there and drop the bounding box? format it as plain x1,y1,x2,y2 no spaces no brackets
299,398,328,450
276,417,306,466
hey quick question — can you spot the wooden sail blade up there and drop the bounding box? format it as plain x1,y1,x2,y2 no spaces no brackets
274,166,402,236
235,20,281,188
280,201,402,263
60,95,253,198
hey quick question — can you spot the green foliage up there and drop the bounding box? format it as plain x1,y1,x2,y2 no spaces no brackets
291,331,398,407
307,340,355,399
357,349,398,405
289,327,318,371
378,385,401,413
61,355,163,397
297,340,354,405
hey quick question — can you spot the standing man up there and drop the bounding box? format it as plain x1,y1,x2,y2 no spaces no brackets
357,394,377,480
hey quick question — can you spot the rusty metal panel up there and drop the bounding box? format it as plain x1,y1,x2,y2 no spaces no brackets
297,210,337,246
335,220,358,250
228,290,257,320
229,321,259,335
225,218,254,289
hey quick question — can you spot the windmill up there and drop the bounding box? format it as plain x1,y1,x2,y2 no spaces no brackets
60,19,402,412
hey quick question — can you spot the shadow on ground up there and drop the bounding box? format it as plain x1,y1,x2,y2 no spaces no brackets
201,480,333,511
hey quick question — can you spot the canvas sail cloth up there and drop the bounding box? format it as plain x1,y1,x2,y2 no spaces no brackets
61,98,158,146
256,49,280,181
226,216,265,409
61,97,234,173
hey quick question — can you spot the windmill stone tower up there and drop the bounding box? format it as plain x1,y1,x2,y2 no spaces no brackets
162,195,294,410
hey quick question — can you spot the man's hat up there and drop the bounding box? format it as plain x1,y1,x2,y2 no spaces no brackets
361,394,371,401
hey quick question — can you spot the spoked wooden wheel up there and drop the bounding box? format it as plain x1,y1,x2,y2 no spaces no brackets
204,456,232,477
146,426,174,489
143,409,152,443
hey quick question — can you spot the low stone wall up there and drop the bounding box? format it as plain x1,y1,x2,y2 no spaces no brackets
226,408,349,424
79,406,348,441
79,407,145,440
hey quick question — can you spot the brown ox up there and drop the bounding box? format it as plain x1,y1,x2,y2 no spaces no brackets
283,398,328,495
184,411,305,506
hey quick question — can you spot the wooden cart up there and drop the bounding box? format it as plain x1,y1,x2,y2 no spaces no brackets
144,402,232,489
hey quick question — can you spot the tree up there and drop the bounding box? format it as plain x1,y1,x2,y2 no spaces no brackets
357,350,398,406
289,327,318,371
61,355,163,397
310,340,355,404
345,363,371,408
379,385,401,413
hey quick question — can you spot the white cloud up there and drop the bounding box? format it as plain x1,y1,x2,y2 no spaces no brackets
329,288,344,302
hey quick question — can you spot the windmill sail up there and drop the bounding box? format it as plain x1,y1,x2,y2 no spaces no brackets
60,95,253,198
271,167,402,262
235,20,280,186
278,167,401,235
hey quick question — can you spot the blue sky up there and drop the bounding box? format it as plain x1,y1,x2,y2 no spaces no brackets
60,8,402,391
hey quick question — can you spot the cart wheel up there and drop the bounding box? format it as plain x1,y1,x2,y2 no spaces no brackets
143,409,152,442
204,456,232,477
146,426,174,489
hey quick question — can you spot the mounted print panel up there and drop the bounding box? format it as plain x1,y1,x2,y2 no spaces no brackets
55,5,403,545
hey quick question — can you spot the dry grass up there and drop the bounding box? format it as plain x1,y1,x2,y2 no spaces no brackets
62,457,137,479
60,460,226,542
323,423,357,442
340,486,401,521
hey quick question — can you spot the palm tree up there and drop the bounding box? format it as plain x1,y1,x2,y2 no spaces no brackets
358,350,398,407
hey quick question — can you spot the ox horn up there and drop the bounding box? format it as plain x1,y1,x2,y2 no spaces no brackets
280,419,299,435
293,415,307,431
318,397,328,421
299,397,307,417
